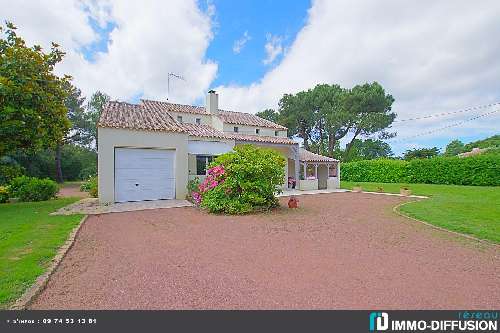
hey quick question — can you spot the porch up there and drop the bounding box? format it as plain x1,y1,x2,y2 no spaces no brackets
288,148,340,191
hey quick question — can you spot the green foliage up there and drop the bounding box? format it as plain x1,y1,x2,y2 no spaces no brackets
0,22,70,155
342,159,407,183
343,138,393,162
463,134,500,151
186,177,200,202
80,176,98,198
256,109,280,124
0,157,25,185
199,145,285,214
7,144,96,181
444,139,465,156
0,186,9,203
87,91,110,149
403,147,440,160
9,176,59,202
341,155,500,186
275,82,394,159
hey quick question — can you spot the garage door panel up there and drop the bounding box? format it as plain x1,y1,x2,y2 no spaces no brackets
115,148,175,202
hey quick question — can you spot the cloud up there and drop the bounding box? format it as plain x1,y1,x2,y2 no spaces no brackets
217,0,500,154
232,31,251,54
1,0,217,103
262,33,283,65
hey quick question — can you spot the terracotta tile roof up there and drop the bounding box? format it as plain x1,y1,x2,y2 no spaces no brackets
98,101,186,133
299,148,339,162
181,123,226,139
142,99,287,130
217,109,287,130
227,133,296,145
141,99,208,115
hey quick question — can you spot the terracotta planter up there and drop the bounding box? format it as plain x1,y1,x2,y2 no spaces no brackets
400,188,412,196
352,186,362,192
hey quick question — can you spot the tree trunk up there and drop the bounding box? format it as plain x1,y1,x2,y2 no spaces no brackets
303,131,309,151
343,129,362,161
55,144,64,183
328,135,336,157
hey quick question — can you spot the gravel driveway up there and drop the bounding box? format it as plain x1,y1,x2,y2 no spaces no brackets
31,192,500,309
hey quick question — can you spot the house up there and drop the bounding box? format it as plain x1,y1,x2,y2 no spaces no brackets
97,90,340,203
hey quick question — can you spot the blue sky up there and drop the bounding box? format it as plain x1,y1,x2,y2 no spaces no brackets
201,0,310,87
3,0,499,156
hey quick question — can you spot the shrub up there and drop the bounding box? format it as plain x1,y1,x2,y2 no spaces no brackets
0,157,25,185
341,154,500,186
0,186,9,203
8,176,59,202
195,145,286,214
186,177,201,202
80,176,98,198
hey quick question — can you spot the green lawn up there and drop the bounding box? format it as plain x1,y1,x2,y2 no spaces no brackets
341,181,500,243
0,198,82,309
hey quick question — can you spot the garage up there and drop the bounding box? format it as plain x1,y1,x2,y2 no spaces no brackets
114,148,175,202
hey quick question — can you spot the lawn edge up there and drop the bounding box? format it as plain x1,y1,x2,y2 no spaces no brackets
9,215,88,310
392,201,499,247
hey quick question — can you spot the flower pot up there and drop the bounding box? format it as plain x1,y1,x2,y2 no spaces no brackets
400,188,412,196
352,186,362,192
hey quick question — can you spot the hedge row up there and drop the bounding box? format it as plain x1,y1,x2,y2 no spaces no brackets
341,155,500,186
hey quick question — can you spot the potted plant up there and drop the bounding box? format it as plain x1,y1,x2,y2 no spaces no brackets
352,184,362,192
400,185,412,196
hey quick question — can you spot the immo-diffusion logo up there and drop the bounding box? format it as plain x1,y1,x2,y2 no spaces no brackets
369,312,389,331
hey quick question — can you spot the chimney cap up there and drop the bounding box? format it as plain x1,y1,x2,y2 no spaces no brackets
208,89,216,94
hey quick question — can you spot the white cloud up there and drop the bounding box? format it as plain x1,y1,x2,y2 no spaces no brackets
232,31,251,54
216,0,500,154
262,33,283,65
1,0,217,103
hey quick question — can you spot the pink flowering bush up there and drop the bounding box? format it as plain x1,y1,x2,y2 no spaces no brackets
193,145,285,214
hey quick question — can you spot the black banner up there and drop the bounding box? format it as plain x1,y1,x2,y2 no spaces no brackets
0,310,498,333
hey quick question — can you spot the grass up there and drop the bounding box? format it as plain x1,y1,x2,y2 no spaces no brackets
0,198,82,309
341,181,500,243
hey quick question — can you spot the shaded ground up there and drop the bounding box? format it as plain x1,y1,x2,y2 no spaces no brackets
30,192,500,309
58,183,88,199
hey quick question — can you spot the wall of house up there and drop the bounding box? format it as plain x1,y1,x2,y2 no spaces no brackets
97,127,189,203
223,124,287,137
168,111,212,125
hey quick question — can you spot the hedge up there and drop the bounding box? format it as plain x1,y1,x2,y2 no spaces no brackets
341,155,500,186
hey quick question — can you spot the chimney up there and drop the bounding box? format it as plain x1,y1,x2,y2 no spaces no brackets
206,90,219,115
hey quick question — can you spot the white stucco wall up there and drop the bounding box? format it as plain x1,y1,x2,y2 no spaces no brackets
168,111,212,125
97,127,189,203
223,123,287,137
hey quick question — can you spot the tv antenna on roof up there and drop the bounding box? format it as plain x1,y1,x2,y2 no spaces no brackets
167,72,185,100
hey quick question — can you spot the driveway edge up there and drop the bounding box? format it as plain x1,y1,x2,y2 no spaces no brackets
392,201,499,247
10,215,89,310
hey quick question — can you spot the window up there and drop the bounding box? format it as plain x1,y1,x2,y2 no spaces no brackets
275,130,279,136
196,155,214,175
195,118,201,125
255,128,260,134
177,115,183,123
234,126,239,133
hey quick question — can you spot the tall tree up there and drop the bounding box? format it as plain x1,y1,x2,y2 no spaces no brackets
444,139,465,156
342,82,396,159
403,147,440,160
278,91,315,150
0,22,70,156
86,91,110,150
54,82,89,182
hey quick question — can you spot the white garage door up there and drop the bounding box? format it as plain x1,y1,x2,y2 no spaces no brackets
115,148,175,202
